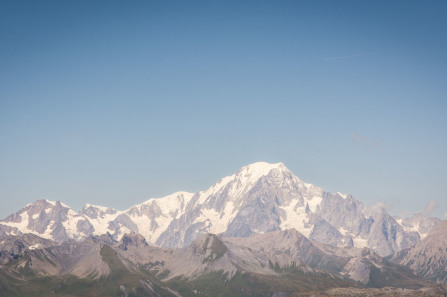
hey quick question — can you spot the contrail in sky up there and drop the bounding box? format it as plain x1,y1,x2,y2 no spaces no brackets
324,53,375,61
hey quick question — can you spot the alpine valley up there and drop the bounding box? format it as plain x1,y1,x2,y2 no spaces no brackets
0,162,446,296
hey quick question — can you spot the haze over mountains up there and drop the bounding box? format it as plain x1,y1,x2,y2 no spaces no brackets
0,162,446,296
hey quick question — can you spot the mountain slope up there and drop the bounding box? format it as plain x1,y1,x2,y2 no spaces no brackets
0,231,438,297
0,233,56,264
224,229,430,288
0,236,181,297
388,220,447,284
115,232,358,296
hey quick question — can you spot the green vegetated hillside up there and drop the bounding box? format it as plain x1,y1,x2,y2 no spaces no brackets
167,269,355,297
0,242,357,297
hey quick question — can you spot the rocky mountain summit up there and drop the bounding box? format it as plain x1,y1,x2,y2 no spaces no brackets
0,162,441,257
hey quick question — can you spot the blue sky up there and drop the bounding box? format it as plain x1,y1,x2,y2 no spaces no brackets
1,1,446,219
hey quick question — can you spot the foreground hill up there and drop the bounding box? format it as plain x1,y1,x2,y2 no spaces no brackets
0,234,181,297
0,232,354,297
113,230,432,295
1,228,441,297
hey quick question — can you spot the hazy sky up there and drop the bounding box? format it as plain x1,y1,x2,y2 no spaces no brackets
1,1,446,219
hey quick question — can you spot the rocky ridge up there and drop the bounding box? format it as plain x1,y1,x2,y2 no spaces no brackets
0,228,436,297
388,220,447,284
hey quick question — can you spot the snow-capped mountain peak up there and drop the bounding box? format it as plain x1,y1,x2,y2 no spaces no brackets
0,162,441,257
1,199,91,242
197,162,288,204
136,191,194,211
235,161,286,181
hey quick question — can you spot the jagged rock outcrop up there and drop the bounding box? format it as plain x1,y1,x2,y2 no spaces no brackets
0,233,56,264
388,220,447,284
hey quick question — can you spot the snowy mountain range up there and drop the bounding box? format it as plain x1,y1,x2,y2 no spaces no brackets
0,162,440,257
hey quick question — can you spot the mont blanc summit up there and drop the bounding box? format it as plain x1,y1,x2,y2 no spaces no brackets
0,162,445,296
0,162,439,257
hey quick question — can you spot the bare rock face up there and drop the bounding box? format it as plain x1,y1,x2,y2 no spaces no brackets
0,233,56,264
0,230,432,293
116,231,324,282
0,224,22,239
389,220,447,284
0,162,441,257
398,212,441,239
224,229,430,288
0,233,111,279
37,240,111,278
109,229,428,289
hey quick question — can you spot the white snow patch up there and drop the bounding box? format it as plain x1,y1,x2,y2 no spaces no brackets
400,221,426,238
419,232,428,239
89,211,122,235
45,199,56,206
306,196,322,212
3,212,29,230
43,220,56,237
201,202,236,234
126,212,151,240
150,215,174,240
353,237,368,248
84,204,111,213
153,192,194,215
192,213,207,225
67,208,77,216
62,215,86,238
28,244,41,250
1,213,54,240
126,191,194,244
279,202,312,237
339,227,348,236
337,192,348,199
134,191,193,217
44,199,72,210
114,226,133,241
